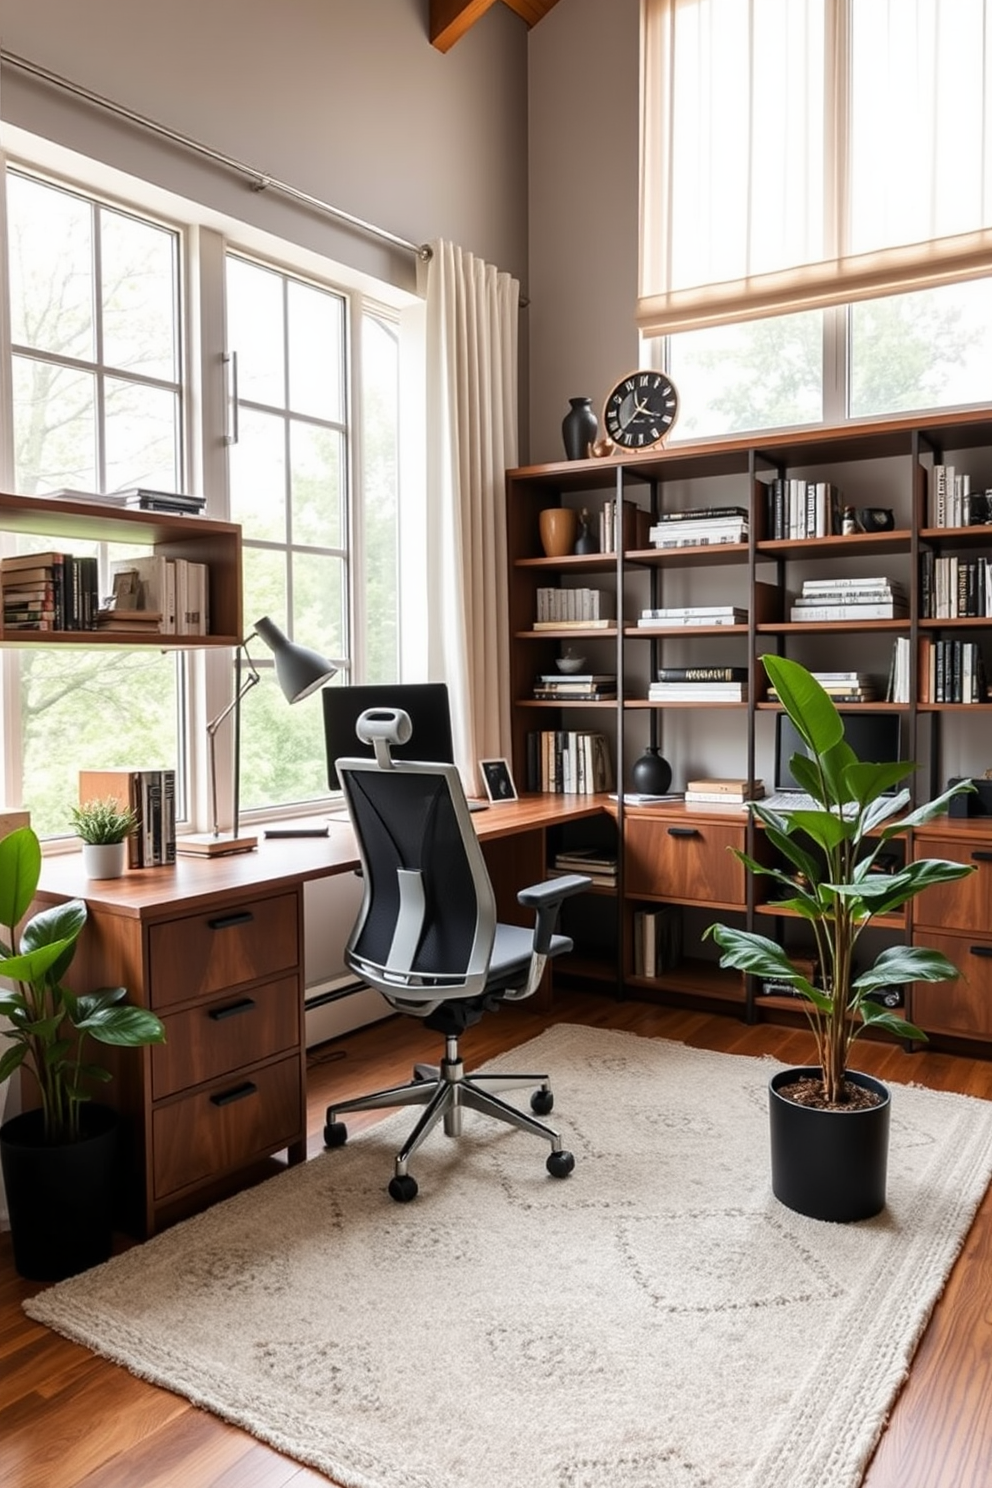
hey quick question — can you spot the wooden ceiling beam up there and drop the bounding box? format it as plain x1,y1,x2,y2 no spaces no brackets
430,0,562,53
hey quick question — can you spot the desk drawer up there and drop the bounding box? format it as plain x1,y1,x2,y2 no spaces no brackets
152,1053,303,1198
148,891,300,1010
625,816,747,906
152,976,301,1100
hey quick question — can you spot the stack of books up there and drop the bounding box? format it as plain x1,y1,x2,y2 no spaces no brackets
648,506,748,548
550,845,617,888
599,499,652,553
525,730,614,794
53,487,206,516
768,670,878,705
917,637,990,704
109,555,210,635
534,587,616,628
927,465,992,528
638,604,747,629
920,552,992,618
649,666,748,702
766,478,841,539
684,778,764,805
78,768,176,868
532,672,617,701
1,551,99,631
632,904,683,977
95,608,165,633
789,577,907,623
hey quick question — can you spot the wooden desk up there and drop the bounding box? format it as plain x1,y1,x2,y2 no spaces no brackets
36,793,605,1236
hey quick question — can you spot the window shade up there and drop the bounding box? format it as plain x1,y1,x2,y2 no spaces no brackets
638,0,992,336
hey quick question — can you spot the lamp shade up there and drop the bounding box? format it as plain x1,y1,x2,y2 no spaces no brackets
253,616,337,702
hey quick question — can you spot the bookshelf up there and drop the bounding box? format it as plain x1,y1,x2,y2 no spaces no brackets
0,490,242,646
506,406,992,1034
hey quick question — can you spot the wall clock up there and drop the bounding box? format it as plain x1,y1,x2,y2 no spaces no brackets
603,370,680,451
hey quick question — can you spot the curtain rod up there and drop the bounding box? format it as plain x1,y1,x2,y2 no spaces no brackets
0,48,433,263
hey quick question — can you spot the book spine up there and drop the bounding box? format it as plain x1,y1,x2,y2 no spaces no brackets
655,667,747,682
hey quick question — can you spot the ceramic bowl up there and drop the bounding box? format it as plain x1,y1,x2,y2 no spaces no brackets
556,655,587,674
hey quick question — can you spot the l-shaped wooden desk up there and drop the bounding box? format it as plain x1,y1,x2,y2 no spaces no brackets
36,794,604,1237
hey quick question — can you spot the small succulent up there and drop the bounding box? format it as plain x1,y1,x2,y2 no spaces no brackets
69,796,138,845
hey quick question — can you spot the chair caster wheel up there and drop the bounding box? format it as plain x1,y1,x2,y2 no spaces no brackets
547,1149,575,1179
388,1174,419,1202
324,1121,348,1148
530,1088,554,1115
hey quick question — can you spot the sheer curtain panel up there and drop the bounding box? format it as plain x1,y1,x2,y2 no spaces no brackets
639,0,992,335
423,240,519,795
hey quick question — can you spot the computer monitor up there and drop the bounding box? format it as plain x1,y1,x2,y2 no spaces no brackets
775,711,902,792
323,682,456,790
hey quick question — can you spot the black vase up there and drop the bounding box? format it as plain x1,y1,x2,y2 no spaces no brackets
631,747,672,795
562,397,598,461
768,1067,890,1222
0,1103,119,1280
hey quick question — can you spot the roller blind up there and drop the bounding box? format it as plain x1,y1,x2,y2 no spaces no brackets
638,0,992,336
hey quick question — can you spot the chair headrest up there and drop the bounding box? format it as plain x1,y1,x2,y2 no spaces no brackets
355,707,414,749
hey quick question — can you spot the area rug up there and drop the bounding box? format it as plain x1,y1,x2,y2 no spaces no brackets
24,1024,992,1488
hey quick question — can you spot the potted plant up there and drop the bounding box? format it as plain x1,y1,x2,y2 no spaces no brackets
0,826,165,1279
705,654,975,1222
69,795,138,878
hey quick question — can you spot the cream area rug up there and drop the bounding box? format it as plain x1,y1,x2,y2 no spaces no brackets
25,1024,992,1488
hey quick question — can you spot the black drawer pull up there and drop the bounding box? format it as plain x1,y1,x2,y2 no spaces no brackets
667,826,700,838
208,911,255,930
208,998,256,1021
971,852,992,863
210,1081,258,1107
969,945,992,958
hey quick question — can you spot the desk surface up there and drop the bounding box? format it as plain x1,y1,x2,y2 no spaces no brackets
37,793,607,919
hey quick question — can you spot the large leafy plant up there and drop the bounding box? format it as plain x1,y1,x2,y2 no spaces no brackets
0,827,164,1143
705,655,975,1104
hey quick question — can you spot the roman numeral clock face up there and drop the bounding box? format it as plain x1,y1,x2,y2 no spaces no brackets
603,371,680,451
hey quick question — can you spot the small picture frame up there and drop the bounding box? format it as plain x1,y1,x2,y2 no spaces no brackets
480,758,518,804
110,568,142,609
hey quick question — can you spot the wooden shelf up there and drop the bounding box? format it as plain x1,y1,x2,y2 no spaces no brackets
0,490,242,646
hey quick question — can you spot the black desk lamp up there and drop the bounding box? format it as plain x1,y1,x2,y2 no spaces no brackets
178,615,337,856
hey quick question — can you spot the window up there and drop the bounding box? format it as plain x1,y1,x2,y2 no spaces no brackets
226,256,401,816
641,0,992,435
4,170,184,836
1,158,406,837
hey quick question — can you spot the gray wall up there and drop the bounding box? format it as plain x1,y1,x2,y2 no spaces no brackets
527,0,641,465
0,0,530,296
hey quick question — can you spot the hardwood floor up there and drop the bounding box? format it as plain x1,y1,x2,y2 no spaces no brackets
3,989,992,1487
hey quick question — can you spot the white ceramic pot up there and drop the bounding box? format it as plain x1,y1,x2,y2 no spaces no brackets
81,841,127,879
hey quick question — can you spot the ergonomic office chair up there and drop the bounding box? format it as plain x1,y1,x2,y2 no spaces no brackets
324,706,590,1201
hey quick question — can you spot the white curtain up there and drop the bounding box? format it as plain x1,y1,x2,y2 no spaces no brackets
422,240,519,797
639,0,992,334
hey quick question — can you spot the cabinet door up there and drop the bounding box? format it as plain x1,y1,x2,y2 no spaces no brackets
911,930,992,1039
625,816,747,907
912,835,992,933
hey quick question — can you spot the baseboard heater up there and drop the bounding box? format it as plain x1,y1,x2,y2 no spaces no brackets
304,975,391,1048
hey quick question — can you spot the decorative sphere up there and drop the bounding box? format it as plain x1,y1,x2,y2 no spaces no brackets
631,747,673,795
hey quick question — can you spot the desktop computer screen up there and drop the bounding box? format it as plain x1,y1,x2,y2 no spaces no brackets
323,682,456,790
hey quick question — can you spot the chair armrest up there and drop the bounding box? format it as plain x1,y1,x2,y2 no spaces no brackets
517,873,591,955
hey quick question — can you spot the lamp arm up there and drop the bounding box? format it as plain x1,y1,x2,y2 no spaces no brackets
206,639,261,837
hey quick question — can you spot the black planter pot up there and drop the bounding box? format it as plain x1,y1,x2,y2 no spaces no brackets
768,1067,890,1223
0,1103,119,1280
